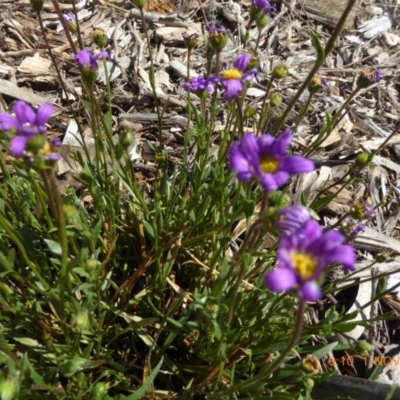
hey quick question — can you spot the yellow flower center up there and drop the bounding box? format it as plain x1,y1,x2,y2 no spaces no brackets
38,141,52,156
290,252,317,280
259,156,279,173
222,69,242,80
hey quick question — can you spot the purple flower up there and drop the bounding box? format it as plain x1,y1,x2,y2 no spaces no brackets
63,12,74,23
276,205,311,236
0,101,53,137
341,218,366,238
0,100,59,162
264,220,356,301
357,67,383,88
182,31,199,49
183,75,219,96
205,26,230,36
350,202,376,220
361,202,375,219
75,49,109,71
373,67,383,83
229,129,315,192
252,0,275,13
220,54,258,99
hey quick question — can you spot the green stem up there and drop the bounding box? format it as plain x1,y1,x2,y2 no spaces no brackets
304,88,361,157
139,8,163,151
272,0,358,134
292,92,314,134
234,98,244,138
0,212,49,290
257,78,274,135
215,301,306,398
50,0,77,54
28,170,54,229
49,172,71,339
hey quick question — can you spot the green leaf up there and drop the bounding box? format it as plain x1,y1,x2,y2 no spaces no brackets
44,239,62,256
125,357,164,400
312,342,339,359
149,65,156,92
309,29,325,62
60,358,87,377
311,195,335,212
91,219,103,247
13,337,40,347
142,220,154,240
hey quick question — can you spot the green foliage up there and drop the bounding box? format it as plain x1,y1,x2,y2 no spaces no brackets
0,0,386,398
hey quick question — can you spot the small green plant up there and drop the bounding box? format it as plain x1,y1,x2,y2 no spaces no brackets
0,0,390,398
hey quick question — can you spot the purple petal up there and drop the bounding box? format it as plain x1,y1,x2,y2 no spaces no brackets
271,128,292,154
0,114,18,131
233,54,251,72
259,171,289,191
13,101,35,125
240,133,259,159
257,134,275,154
47,153,60,161
229,144,252,180
323,244,355,271
222,79,243,99
96,51,109,60
301,220,323,244
75,50,91,67
35,104,54,127
264,267,296,292
283,156,315,174
241,68,258,82
299,281,322,301
10,135,28,157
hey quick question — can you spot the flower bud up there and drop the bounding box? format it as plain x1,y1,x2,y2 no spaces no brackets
302,355,321,374
308,76,326,94
133,0,146,8
63,13,77,34
92,382,108,399
269,93,282,107
71,310,89,332
206,26,230,52
92,29,108,50
119,131,134,149
182,32,199,50
30,0,43,12
244,104,257,119
350,202,375,220
303,378,314,389
272,64,288,80
355,340,373,357
357,68,383,89
0,378,19,400
85,259,101,273
256,15,270,29
355,152,372,168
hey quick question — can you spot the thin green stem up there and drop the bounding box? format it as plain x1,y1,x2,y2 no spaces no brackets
272,0,358,134
215,301,306,398
50,0,77,54
257,78,274,135
49,172,71,338
234,98,244,138
0,211,49,290
139,8,163,151
292,92,314,134
304,88,361,157
28,170,54,229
